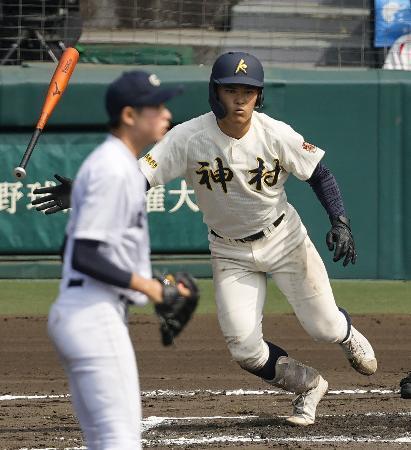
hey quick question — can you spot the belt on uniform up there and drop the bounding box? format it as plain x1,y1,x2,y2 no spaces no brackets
67,277,126,298
67,278,131,305
210,213,285,243
68,278,84,287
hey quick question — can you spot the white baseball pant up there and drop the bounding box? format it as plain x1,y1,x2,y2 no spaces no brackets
210,227,348,372
48,296,141,450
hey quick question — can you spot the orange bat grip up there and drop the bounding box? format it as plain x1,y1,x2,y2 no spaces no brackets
36,47,80,130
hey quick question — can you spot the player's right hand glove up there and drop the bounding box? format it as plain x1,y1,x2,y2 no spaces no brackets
154,272,199,346
326,215,357,267
32,174,73,214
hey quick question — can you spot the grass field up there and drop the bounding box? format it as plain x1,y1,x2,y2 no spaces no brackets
0,279,409,316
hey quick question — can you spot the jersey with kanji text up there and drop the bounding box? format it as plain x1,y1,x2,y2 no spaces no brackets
139,111,324,240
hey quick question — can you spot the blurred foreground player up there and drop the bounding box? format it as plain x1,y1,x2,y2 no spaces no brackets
47,71,198,449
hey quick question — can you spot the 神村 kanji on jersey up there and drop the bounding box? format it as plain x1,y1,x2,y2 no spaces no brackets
139,111,324,239
59,134,151,305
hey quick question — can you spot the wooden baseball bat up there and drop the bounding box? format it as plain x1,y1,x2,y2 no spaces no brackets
14,47,80,179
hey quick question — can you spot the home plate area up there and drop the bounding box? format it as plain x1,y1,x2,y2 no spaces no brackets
140,389,411,448
0,314,410,449
2,388,410,449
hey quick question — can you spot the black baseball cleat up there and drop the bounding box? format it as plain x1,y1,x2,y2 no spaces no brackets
400,373,411,399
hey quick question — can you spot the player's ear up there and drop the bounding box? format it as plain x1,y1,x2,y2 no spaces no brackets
121,106,138,127
255,88,264,109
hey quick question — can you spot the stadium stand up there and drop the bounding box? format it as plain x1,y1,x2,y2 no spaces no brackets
0,1,391,68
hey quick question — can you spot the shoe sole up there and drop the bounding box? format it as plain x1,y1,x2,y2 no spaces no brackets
285,378,329,426
286,416,314,426
348,357,377,376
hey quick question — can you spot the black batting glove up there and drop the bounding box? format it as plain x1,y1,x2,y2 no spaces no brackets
32,174,73,214
326,215,357,267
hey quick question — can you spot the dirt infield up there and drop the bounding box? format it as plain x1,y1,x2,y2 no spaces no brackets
0,313,410,449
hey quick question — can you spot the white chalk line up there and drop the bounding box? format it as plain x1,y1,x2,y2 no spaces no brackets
322,411,411,417
0,394,69,401
141,415,258,431
141,435,411,446
19,448,85,450
142,387,400,397
141,411,411,431
18,433,411,450
15,413,411,449
1,387,400,402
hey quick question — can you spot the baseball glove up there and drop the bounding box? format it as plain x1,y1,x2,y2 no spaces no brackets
154,272,199,346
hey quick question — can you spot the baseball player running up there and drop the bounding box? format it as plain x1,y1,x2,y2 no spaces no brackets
33,52,377,426
46,71,198,449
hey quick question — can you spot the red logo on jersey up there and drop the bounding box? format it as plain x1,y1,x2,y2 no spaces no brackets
302,141,317,153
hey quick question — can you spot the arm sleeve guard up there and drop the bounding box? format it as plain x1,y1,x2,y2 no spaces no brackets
72,239,132,288
306,162,346,219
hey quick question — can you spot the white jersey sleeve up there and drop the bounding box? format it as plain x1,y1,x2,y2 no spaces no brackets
383,33,411,70
73,170,129,244
138,125,188,187
275,122,325,181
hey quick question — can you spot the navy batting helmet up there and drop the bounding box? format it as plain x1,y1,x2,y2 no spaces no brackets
208,52,264,119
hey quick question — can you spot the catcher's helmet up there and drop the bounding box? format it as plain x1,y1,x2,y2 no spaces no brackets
208,52,264,119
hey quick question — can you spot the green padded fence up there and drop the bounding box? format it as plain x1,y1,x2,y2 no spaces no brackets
0,64,410,279
0,255,213,279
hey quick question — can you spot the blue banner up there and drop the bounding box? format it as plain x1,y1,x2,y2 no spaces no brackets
374,0,411,47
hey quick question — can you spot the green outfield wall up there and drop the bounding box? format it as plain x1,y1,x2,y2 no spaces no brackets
0,64,410,279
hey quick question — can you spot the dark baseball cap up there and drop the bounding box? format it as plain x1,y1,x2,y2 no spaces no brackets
105,70,183,122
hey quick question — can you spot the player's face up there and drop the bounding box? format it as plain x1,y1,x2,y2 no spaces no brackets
217,84,259,125
139,105,172,141
128,105,172,147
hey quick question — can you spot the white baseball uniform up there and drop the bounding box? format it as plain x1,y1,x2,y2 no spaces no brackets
139,111,348,372
383,33,411,70
48,134,150,450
